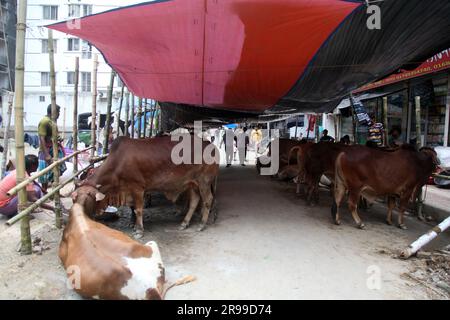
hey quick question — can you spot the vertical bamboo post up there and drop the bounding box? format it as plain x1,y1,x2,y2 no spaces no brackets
0,93,13,178
137,97,142,138
103,71,115,153
383,96,388,146
14,0,31,254
48,30,62,229
91,54,98,157
142,98,147,138
415,96,422,148
62,106,66,143
415,96,424,220
116,85,125,138
131,94,135,138
124,90,130,138
149,100,155,138
72,57,79,173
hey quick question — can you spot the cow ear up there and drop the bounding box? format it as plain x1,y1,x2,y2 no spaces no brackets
95,192,106,202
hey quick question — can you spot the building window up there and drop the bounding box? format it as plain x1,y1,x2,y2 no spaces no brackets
67,72,75,85
39,96,45,102
68,4,80,17
81,40,92,59
41,72,50,87
41,39,57,53
83,4,93,16
68,38,80,51
43,5,58,20
81,72,91,92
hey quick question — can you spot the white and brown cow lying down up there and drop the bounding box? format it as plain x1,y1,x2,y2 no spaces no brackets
60,185,194,300
80,135,219,238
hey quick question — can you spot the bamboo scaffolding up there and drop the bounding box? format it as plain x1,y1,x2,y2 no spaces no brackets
15,0,30,254
7,147,93,197
131,94,135,138
415,96,424,220
0,92,13,178
6,165,95,227
116,85,125,137
73,57,79,173
90,154,108,164
48,30,62,228
124,90,130,137
103,71,115,153
91,54,98,157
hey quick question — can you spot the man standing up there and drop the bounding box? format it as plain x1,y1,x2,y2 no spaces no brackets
38,104,66,192
0,155,55,217
319,129,335,142
235,127,250,166
220,128,234,167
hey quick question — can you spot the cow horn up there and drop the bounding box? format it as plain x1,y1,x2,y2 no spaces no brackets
96,184,102,189
95,192,106,202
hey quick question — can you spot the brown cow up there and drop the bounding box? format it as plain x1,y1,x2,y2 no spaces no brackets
82,135,219,238
61,185,194,300
333,144,438,229
256,138,306,178
295,142,349,204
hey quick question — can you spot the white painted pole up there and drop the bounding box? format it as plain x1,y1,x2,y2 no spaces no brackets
400,216,450,259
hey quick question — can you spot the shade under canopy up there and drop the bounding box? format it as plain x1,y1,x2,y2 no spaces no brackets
48,0,450,116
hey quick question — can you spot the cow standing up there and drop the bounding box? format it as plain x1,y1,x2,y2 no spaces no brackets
82,136,219,238
333,145,438,229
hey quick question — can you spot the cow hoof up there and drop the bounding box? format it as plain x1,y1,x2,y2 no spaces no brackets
386,220,393,226
179,223,188,231
197,224,206,232
358,223,366,230
334,220,341,226
133,230,144,239
398,224,407,230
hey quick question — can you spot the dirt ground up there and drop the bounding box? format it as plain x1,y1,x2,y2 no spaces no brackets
0,164,449,300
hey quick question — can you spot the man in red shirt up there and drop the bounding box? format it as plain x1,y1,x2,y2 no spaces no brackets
0,155,54,217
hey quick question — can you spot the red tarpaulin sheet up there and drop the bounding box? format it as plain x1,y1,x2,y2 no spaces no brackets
355,49,450,93
48,0,359,112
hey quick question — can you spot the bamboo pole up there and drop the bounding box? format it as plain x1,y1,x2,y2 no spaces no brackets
400,216,450,259
116,85,125,138
91,54,98,157
149,100,155,138
415,96,422,148
131,94,135,138
0,92,13,178
124,90,130,138
103,71,115,153
137,97,142,138
383,96,388,146
6,165,94,226
73,57,79,173
7,147,93,196
48,29,62,229
62,107,66,143
142,98,147,138
14,0,31,254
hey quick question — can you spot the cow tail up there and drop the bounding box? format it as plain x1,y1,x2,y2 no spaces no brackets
162,275,196,299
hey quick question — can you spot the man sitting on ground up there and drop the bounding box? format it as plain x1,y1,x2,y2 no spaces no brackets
0,155,55,218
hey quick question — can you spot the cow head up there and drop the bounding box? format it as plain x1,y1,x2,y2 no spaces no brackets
71,185,107,218
419,147,440,171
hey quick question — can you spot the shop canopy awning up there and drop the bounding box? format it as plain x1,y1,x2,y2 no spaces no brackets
48,0,450,116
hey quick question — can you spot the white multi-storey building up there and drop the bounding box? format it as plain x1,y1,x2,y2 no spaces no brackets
3,0,141,133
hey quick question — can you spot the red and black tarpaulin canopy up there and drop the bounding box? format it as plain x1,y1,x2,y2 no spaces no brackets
48,0,450,118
